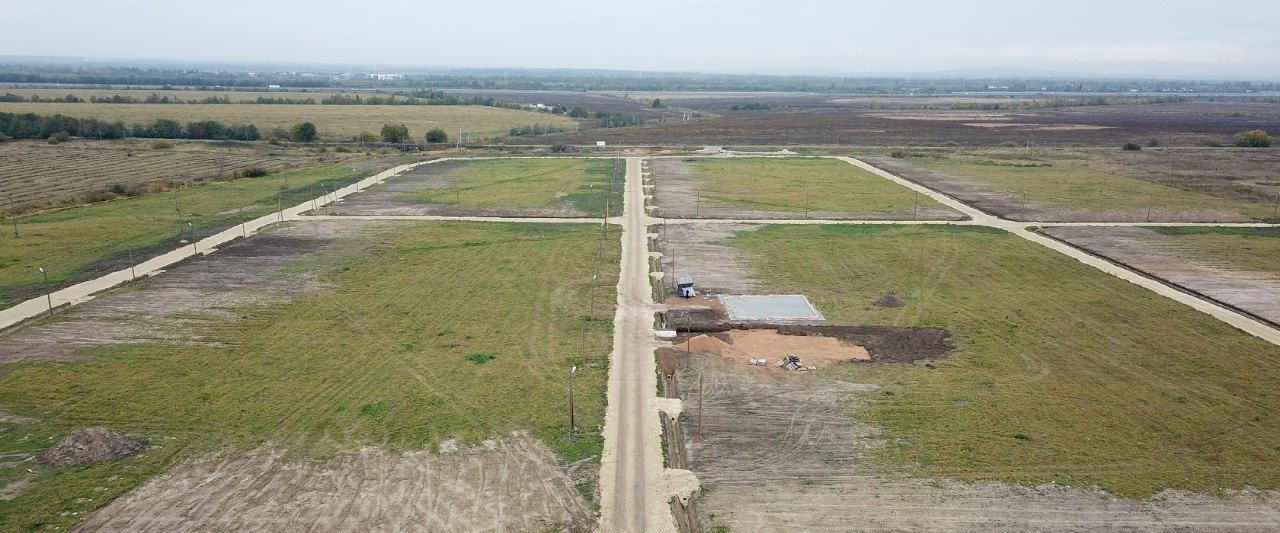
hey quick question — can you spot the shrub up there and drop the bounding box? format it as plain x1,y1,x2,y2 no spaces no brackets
550,143,572,153
1001,141,1020,147
47,131,69,144
890,149,907,158
290,122,317,142
0,132,8,143
238,166,270,178
149,140,174,150
334,145,352,153
354,131,378,143
942,141,959,148
1147,138,1159,147
1122,142,1142,151
380,123,410,143
1202,137,1224,147
1235,129,1273,148
266,137,282,146
425,127,448,144
465,353,496,364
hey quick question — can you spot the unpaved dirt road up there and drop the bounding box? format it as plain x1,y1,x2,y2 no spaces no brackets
599,158,697,533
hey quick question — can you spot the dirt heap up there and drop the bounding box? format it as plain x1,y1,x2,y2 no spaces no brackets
873,292,905,308
39,428,147,467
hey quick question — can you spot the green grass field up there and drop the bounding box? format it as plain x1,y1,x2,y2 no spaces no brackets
731,224,1280,497
690,158,944,214
911,156,1275,219
404,158,623,216
0,165,368,308
1147,226,1280,274
0,221,617,530
0,101,577,141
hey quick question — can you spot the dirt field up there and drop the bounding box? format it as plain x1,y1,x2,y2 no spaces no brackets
655,223,764,297
1042,226,1280,325
329,158,622,217
674,353,1280,532
0,139,364,211
545,99,1280,147
75,434,593,532
651,157,960,220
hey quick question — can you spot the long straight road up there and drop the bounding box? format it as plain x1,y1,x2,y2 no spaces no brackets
598,157,673,532
597,158,699,532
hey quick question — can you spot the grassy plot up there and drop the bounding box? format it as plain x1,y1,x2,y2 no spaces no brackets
0,165,365,308
0,102,577,141
691,158,942,214
0,221,617,530
0,139,361,210
910,155,1275,219
1146,226,1280,274
731,224,1280,497
403,158,623,216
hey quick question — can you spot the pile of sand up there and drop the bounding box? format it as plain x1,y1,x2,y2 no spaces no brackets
40,428,147,467
873,292,905,308
680,329,870,368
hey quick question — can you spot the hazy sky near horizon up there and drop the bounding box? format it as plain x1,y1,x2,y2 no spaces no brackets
6,0,1279,78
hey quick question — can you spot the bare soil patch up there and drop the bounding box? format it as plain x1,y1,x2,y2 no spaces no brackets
655,223,764,297
873,292,905,308
1043,226,1280,325
679,329,870,369
75,434,594,532
40,428,146,467
673,353,1280,532
0,220,383,362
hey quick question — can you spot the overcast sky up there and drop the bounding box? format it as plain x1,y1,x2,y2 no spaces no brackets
6,0,1279,79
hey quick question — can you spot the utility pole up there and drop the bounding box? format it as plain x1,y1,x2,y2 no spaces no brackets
128,248,136,280
189,223,197,254
8,196,16,238
568,365,577,438
913,191,920,220
38,267,52,317
175,183,184,242
698,371,704,439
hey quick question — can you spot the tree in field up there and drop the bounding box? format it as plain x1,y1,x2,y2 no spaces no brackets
291,122,317,142
354,131,378,143
381,124,410,143
425,127,448,144
1235,129,1273,148
568,106,589,118
651,98,662,108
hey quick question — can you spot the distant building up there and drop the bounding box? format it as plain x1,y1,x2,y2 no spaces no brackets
369,73,404,81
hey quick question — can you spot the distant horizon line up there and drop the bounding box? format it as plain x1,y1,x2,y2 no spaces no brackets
1,55,1277,83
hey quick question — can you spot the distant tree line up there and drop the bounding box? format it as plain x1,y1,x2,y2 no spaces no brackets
0,90,524,110
0,111,260,141
728,102,773,110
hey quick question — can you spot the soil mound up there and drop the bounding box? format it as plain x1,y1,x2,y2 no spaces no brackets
776,325,953,362
873,292,905,308
39,428,147,467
